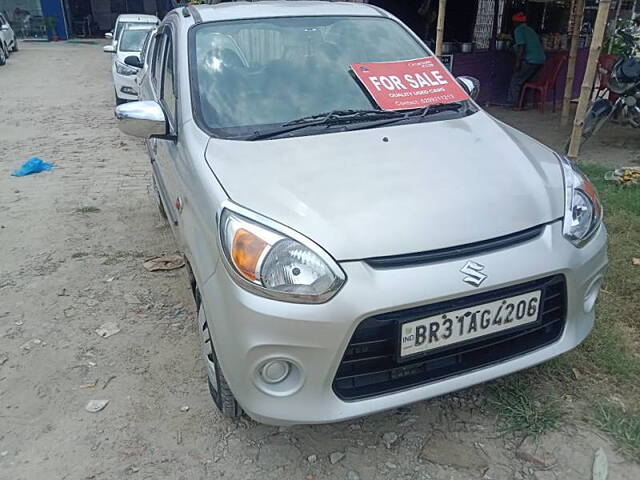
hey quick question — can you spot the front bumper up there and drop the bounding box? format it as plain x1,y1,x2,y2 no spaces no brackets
201,221,608,425
112,69,139,101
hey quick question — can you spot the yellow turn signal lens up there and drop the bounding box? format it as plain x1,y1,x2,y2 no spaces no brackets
231,228,269,282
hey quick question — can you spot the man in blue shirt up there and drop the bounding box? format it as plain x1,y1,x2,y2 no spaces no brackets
506,12,546,107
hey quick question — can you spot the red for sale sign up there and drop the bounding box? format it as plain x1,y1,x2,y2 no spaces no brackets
350,57,469,111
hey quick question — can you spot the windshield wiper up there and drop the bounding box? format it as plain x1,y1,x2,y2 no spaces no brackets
283,109,406,126
245,103,469,140
340,102,468,132
418,102,467,116
246,109,406,141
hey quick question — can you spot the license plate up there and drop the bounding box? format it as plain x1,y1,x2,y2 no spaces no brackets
399,290,542,358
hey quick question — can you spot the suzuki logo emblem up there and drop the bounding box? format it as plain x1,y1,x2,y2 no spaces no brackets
460,261,487,287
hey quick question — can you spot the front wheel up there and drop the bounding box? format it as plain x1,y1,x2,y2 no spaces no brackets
197,302,243,418
115,89,127,105
12,39,18,52
0,47,6,66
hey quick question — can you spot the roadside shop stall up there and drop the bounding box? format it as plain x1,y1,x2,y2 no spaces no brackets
367,0,636,157
366,0,634,109
364,0,590,106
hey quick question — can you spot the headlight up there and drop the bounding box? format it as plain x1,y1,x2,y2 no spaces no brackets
559,155,602,246
219,206,345,303
115,61,138,76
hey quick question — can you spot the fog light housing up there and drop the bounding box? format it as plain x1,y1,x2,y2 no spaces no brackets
260,360,290,384
254,358,303,397
584,277,603,312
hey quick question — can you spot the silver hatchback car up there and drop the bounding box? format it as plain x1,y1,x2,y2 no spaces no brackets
115,2,608,425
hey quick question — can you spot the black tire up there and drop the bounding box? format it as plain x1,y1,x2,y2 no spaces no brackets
198,302,243,418
12,39,18,52
115,90,127,105
0,48,5,66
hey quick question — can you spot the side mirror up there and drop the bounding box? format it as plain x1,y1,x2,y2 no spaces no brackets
457,76,480,100
115,101,168,139
0,25,9,31
124,55,143,69
103,45,115,53
105,32,113,39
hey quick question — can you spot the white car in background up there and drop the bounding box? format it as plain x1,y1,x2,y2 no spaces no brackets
0,12,17,64
106,25,154,104
105,13,159,47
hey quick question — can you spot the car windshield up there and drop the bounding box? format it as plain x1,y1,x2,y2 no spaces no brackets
119,28,152,53
191,16,471,138
116,21,155,42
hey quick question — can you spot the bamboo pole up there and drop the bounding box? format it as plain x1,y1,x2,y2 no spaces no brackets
567,0,612,159
490,0,501,51
435,0,447,56
561,0,585,127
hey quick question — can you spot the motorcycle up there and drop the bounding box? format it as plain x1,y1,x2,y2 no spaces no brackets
569,29,640,150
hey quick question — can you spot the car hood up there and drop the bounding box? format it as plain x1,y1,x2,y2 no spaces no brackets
206,111,564,261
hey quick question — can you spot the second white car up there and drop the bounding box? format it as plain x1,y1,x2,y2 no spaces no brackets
106,25,154,105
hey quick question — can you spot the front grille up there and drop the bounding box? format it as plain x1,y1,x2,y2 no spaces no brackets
364,224,546,269
333,275,566,401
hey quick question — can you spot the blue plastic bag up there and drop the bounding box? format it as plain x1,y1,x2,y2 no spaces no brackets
11,157,54,177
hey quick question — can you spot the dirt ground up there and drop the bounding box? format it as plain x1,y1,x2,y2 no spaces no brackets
484,106,640,169
1,42,639,480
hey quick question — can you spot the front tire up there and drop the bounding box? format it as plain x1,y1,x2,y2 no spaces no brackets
115,90,127,105
197,302,243,418
12,39,18,52
0,47,5,66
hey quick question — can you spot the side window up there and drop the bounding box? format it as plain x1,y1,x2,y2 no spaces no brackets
161,34,177,123
146,35,156,67
151,33,165,92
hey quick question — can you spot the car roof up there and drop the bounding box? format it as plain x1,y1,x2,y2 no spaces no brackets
192,1,385,23
116,14,159,23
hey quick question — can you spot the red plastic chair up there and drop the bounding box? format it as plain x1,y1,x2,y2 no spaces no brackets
517,54,567,113
594,54,617,99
